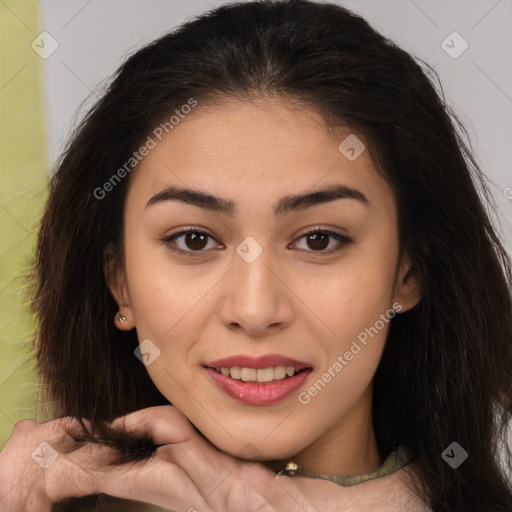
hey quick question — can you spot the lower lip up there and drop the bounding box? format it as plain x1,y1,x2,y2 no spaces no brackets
205,367,312,405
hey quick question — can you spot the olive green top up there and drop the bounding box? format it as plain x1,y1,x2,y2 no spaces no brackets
297,446,412,486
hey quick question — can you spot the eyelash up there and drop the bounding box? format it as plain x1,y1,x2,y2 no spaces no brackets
161,226,352,258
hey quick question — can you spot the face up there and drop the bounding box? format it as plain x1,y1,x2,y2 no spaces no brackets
108,98,419,473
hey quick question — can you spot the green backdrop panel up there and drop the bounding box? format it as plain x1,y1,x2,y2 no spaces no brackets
0,0,49,449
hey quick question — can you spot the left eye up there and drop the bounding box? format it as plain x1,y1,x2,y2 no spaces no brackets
291,229,351,254
161,228,351,257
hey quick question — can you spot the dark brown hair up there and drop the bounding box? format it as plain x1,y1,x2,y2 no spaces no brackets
32,1,512,510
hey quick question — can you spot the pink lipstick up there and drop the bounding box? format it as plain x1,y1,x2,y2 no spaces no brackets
204,354,313,406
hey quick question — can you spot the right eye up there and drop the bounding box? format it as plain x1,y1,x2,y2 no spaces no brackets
161,228,223,257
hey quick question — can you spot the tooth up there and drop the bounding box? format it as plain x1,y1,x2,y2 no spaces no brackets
241,367,257,382
274,366,287,380
285,366,295,377
224,365,299,381
230,367,241,379
256,367,274,383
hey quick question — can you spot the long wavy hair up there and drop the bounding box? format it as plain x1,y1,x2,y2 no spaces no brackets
32,1,512,510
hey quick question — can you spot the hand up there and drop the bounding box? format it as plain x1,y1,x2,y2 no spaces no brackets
0,405,427,511
0,406,315,512
105,407,428,511
100,407,428,512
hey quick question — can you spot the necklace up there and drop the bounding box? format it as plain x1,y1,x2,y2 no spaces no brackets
274,446,412,487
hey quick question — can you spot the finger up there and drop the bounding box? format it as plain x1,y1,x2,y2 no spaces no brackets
109,405,196,445
110,405,235,498
61,434,123,468
154,439,237,493
101,405,235,509
6,417,86,463
94,454,214,512
43,439,135,503
104,406,291,510
0,417,117,511
47,416,93,453
158,445,304,512
110,406,279,508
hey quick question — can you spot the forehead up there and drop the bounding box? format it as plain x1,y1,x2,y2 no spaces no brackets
128,98,394,213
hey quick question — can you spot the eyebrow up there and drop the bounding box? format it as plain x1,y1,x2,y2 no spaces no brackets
145,183,369,217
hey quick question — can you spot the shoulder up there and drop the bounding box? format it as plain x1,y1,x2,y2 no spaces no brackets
296,463,432,511
342,463,432,511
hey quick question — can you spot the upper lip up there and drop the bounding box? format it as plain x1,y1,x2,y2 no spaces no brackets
205,354,312,371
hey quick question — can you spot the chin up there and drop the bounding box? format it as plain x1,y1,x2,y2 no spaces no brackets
202,428,306,461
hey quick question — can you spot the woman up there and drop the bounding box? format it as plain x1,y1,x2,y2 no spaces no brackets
0,0,511,510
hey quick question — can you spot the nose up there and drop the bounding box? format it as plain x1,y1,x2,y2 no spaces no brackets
219,245,294,337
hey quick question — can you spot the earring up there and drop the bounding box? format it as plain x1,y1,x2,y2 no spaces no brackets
118,312,126,323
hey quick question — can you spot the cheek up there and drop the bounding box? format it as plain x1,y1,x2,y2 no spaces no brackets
124,236,207,336
126,265,206,405
315,255,398,344
301,269,396,428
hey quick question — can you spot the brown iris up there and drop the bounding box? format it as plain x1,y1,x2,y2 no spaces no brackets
184,232,208,250
306,232,329,251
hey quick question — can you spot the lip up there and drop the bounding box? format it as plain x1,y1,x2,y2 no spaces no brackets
205,367,312,405
203,354,313,406
205,354,312,371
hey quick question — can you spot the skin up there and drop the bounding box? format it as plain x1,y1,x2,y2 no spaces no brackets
0,406,427,511
109,98,420,476
0,98,424,511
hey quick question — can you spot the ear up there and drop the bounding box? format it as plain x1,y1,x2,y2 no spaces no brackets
103,245,135,330
393,253,421,313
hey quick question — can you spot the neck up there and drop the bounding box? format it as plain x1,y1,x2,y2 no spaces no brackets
263,385,381,476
